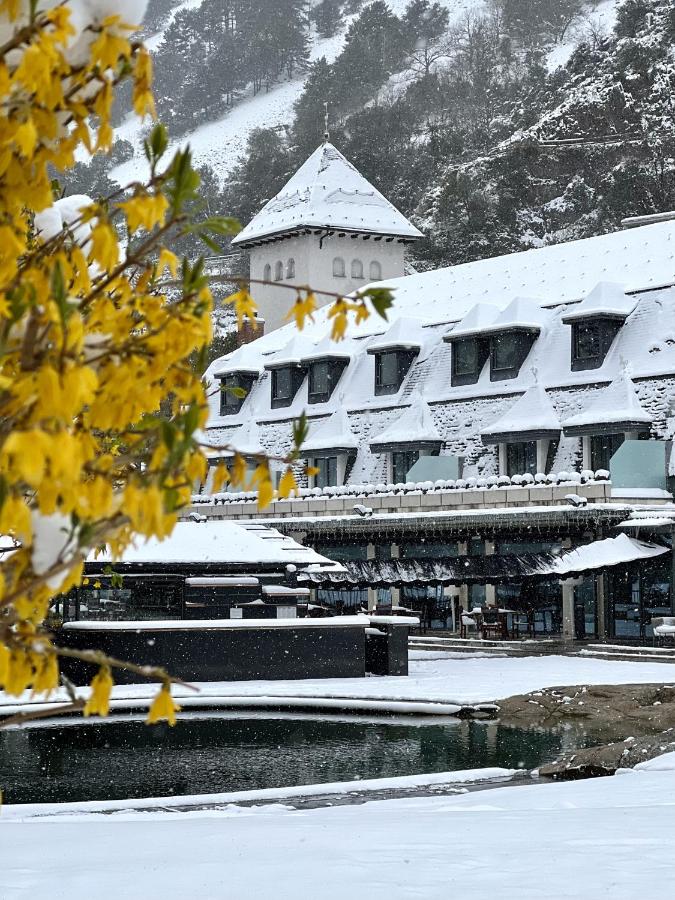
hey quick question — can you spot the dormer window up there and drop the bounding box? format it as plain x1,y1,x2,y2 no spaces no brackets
490,331,537,381
219,372,257,416
450,337,489,386
308,358,347,404
270,365,304,408
570,319,621,371
374,350,416,395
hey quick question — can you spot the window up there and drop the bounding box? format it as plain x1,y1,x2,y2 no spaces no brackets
351,259,364,279
374,350,416,395
219,373,255,416
274,261,283,281
506,441,537,476
308,359,345,404
313,455,338,488
571,319,621,371
333,257,345,277
286,258,295,279
271,366,303,408
369,260,382,280
590,433,624,471
263,263,271,282
450,337,489,386
490,332,536,381
392,449,419,483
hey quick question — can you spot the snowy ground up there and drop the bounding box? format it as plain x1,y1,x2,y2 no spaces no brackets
2,767,675,899
2,651,675,717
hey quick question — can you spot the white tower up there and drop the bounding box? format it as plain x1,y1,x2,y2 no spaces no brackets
231,142,422,334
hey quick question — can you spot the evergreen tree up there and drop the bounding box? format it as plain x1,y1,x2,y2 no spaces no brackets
313,0,344,38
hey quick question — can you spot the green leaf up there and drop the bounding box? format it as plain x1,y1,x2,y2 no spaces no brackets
362,287,394,320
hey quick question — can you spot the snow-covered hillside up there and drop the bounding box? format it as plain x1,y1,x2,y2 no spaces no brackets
111,0,485,187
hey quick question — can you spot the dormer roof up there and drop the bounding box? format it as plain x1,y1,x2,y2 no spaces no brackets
212,342,263,377
366,317,427,354
303,408,359,454
232,419,264,457
232,142,422,247
563,367,652,435
263,333,315,370
370,392,442,451
444,303,501,341
480,297,549,335
301,333,354,365
481,382,561,443
562,281,637,324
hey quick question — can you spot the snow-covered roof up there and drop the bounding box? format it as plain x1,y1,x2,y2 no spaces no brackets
370,393,442,449
88,521,340,569
366,316,428,353
263,333,315,369
561,282,637,323
481,383,561,441
301,334,354,364
555,534,667,575
563,367,653,431
303,408,359,454
212,342,263,377
231,419,264,456
445,303,501,340
232,142,422,246
478,297,549,335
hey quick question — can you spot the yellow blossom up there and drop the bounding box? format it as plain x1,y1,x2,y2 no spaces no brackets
146,684,180,726
83,666,113,717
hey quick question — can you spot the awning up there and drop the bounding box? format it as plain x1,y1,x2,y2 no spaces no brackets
299,536,668,587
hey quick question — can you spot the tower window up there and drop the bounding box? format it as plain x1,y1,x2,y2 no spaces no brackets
369,260,382,280
351,259,364,279
333,257,345,277
263,263,271,282
274,261,283,281
286,258,295,279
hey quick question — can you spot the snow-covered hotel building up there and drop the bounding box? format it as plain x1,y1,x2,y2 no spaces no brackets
194,142,675,643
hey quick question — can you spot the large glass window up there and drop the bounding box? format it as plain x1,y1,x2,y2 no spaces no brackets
505,440,537,476
573,322,601,360
392,449,419,483
490,332,534,380
308,360,344,403
400,541,460,558
590,432,624,471
453,339,478,376
374,350,416,395
271,366,301,407
314,455,338,488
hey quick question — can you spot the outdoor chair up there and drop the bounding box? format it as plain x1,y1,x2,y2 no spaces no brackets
460,614,478,638
652,616,675,646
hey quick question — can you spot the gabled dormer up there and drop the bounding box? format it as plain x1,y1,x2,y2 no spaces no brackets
480,297,547,382
212,345,262,417
263,334,314,409
370,390,442,482
301,335,352,405
561,282,636,372
302,409,358,488
443,303,499,386
366,317,425,396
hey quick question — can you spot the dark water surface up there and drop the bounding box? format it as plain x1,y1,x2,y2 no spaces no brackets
0,711,596,804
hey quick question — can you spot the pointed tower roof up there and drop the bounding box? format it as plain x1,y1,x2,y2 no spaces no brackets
303,409,358,454
370,391,442,451
232,142,423,247
563,366,652,435
481,382,561,444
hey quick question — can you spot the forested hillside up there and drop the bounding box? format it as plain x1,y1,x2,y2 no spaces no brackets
71,0,675,270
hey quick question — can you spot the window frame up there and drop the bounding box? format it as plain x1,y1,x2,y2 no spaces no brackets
332,257,346,277
590,432,624,471
263,263,271,282
351,259,364,279
570,319,622,372
313,455,339,489
505,440,537,477
274,261,283,281
374,349,417,396
286,258,295,279
270,365,304,409
219,372,256,416
308,359,346,404
489,331,537,381
392,448,420,483
369,260,382,280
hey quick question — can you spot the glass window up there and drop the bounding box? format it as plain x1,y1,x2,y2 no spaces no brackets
286,258,295,279
573,322,601,360
272,367,293,402
453,339,478,376
369,260,382,280
263,263,271,282
314,456,339,487
493,334,521,370
220,374,245,415
400,541,460,558
351,259,364,279
375,351,400,391
590,433,624,470
274,261,283,281
308,360,342,403
333,257,345,277
392,449,419,483
506,440,537,476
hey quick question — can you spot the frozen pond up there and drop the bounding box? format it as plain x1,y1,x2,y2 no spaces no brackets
0,711,601,804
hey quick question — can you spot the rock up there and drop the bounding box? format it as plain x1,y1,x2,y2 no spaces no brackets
539,731,675,780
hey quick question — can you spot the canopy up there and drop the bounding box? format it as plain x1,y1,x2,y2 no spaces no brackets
298,536,667,587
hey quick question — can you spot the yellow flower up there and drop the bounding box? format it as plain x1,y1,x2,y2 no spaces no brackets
278,467,297,498
83,666,113,717
32,653,59,696
146,684,180,726
89,222,119,271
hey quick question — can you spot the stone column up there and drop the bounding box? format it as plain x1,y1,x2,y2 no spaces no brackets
596,572,607,639
484,538,496,606
390,542,401,608
561,580,575,642
367,542,377,611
